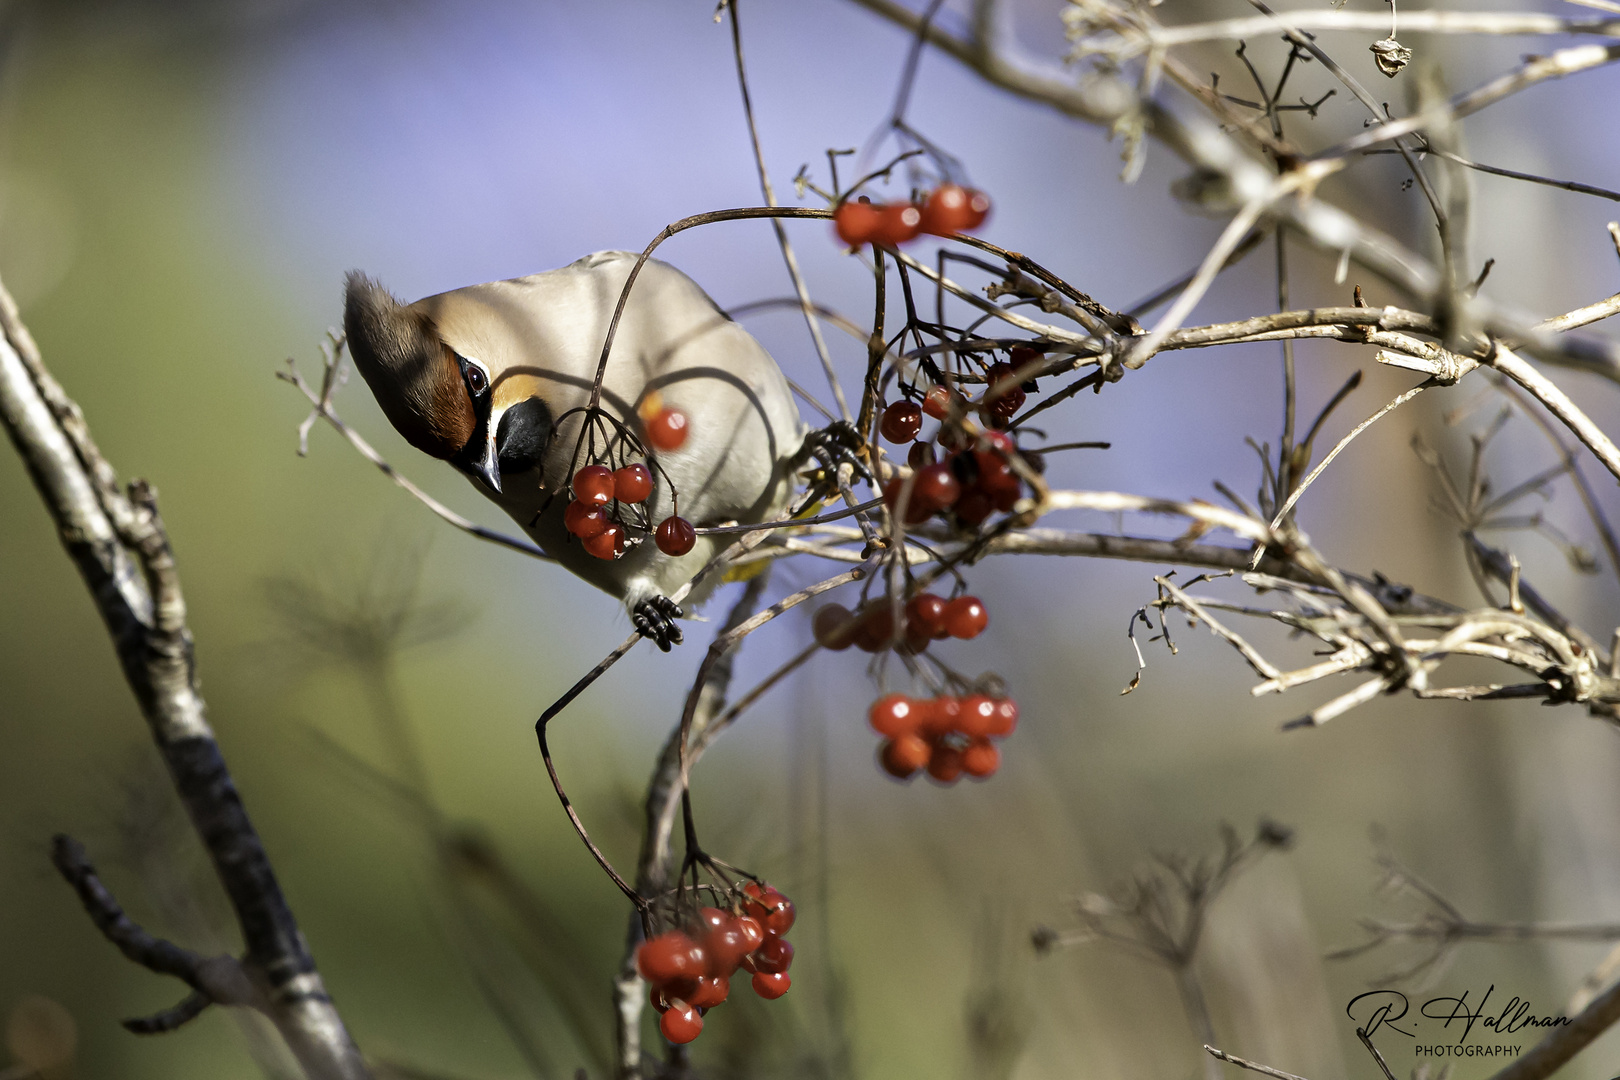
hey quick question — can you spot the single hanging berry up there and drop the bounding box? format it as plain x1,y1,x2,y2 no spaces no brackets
927,743,964,785
752,937,794,975
564,500,609,539
960,188,991,229
869,694,921,738
645,407,689,451
919,183,981,235
655,515,696,556
906,593,949,638
873,202,923,246
912,463,961,512
962,738,1001,778
943,595,989,639
582,522,623,560
660,1003,703,1044
881,400,924,443
637,931,707,984
613,463,653,503
689,975,730,1008
879,733,932,779
751,971,791,999
834,198,882,246
921,384,955,420
572,464,615,505
813,603,858,650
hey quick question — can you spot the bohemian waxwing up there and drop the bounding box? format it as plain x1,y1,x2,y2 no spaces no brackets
343,250,812,649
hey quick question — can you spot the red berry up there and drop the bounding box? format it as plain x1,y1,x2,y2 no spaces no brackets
927,743,964,784
564,500,609,539
921,384,954,420
983,430,1016,454
751,971,791,1000
583,522,623,560
944,595,989,639
736,916,766,952
919,183,978,236
638,931,706,984
856,605,896,652
873,202,923,246
834,199,882,246
989,697,1019,737
907,593,949,638
907,441,937,470
880,734,932,778
764,896,796,937
1008,343,1042,369
975,452,1021,509
986,388,1024,422
613,463,653,503
958,694,998,738
869,694,921,738
708,928,750,975
912,463,961,511
884,476,934,525
655,516,697,556
660,1003,703,1044
962,188,991,230
954,488,994,527
812,603,859,650
741,881,774,917
900,624,932,656
645,407,689,451
881,400,924,443
962,737,1000,778
753,936,794,974
926,695,962,738
743,883,796,937
573,464,614,505
984,362,1023,406
690,974,730,1008
699,909,751,974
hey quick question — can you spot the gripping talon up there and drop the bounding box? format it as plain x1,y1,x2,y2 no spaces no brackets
798,420,872,483
633,595,684,651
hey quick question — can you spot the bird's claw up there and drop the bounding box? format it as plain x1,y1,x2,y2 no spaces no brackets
799,420,872,484
632,595,684,652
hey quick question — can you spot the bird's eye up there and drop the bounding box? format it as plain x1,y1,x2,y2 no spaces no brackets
466,365,488,395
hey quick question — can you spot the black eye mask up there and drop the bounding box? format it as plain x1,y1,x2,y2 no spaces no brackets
496,396,554,477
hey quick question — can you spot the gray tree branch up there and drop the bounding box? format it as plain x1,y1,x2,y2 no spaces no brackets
0,277,370,1080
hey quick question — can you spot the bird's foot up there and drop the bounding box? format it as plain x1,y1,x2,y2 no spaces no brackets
798,420,872,484
632,595,685,652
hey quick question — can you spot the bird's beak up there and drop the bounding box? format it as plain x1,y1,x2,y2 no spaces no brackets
472,430,502,493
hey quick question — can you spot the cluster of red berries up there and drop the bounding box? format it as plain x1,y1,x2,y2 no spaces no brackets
875,347,1046,530
882,422,1026,528
834,183,991,248
812,591,988,654
869,690,1017,783
636,883,796,1045
813,590,1018,783
563,462,698,560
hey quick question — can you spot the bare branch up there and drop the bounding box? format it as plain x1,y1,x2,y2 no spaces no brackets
0,276,370,1079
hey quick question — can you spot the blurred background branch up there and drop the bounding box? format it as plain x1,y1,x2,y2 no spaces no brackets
0,274,370,1080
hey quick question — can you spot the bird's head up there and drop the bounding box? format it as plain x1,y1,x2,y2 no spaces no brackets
343,272,554,495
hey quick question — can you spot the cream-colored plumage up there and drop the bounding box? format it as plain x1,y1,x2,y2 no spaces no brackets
345,251,806,636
